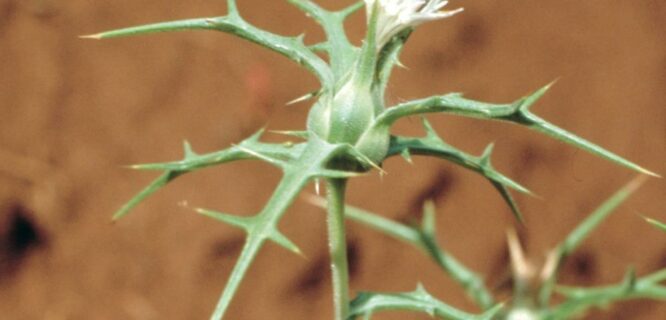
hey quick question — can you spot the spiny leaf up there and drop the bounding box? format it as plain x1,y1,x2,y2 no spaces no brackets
524,112,658,177
115,133,304,222
507,84,657,177
129,146,248,171
557,175,647,261
207,139,342,320
387,119,530,222
416,226,496,310
478,144,526,223
378,84,658,176
539,175,648,306
132,139,302,172
550,268,666,319
306,197,496,310
82,12,332,85
420,119,529,192
389,137,510,188
348,285,499,320
287,0,361,81
480,158,531,194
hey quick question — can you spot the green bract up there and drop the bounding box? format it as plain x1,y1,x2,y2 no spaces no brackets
85,1,659,319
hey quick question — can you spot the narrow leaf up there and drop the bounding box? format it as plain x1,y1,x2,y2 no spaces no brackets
558,175,647,261
113,171,183,220
81,18,214,39
539,175,648,305
524,112,658,177
387,128,529,221
114,134,302,221
83,15,332,85
131,140,302,172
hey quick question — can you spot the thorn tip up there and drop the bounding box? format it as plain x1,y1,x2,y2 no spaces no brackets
79,34,102,40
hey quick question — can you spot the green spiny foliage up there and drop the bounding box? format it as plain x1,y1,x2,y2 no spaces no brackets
85,1,658,319
312,176,666,319
307,195,496,311
348,285,504,320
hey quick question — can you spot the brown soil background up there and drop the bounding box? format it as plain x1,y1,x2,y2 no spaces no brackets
1,1,665,319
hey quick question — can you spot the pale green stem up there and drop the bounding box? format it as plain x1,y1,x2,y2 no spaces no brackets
326,178,350,320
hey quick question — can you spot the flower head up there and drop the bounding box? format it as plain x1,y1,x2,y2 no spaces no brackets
365,0,463,48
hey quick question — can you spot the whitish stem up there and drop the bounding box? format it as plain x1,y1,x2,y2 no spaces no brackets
326,178,350,320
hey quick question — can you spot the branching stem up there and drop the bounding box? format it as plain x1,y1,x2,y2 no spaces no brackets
326,178,350,320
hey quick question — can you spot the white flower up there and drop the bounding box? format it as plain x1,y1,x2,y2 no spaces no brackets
365,0,463,48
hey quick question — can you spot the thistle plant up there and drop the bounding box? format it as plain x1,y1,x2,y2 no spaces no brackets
84,1,659,319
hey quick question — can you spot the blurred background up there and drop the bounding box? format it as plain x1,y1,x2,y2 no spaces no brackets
0,0,664,319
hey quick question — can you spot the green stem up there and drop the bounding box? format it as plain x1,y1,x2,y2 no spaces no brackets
326,178,350,320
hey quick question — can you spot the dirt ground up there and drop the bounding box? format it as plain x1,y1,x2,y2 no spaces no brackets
1,1,664,319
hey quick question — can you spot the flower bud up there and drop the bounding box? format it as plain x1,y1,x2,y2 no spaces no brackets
307,77,376,146
307,76,391,168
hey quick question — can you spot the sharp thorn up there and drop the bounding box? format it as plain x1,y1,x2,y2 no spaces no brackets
79,33,102,40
